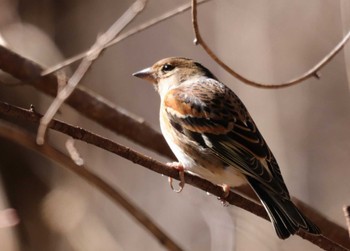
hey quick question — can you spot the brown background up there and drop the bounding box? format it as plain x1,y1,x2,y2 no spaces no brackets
0,0,349,250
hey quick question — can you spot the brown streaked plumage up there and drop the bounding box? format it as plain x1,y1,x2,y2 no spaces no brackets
133,57,321,239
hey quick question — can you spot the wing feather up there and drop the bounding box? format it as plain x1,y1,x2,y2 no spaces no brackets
164,78,289,198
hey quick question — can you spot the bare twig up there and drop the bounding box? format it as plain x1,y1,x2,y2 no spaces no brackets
41,0,210,76
0,121,183,251
343,206,350,238
0,44,174,158
56,71,67,93
36,0,148,145
191,0,350,89
0,101,349,251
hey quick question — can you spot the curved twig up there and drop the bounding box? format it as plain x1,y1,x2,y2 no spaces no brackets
191,0,350,89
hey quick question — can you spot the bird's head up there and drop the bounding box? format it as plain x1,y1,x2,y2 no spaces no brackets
133,57,216,96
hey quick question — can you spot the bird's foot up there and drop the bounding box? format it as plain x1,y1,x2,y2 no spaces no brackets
166,162,185,193
218,184,230,207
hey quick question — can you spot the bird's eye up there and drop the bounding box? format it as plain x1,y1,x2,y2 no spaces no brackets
161,64,175,72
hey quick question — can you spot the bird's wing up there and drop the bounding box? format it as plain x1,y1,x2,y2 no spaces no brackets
164,78,289,198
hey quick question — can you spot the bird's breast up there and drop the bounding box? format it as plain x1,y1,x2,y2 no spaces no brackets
159,105,246,187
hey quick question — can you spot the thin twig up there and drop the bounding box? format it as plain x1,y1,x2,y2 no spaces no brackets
36,0,148,145
0,101,349,251
56,71,67,93
0,121,183,251
0,44,174,158
343,206,350,238
191,0,350,89
41,0,210,76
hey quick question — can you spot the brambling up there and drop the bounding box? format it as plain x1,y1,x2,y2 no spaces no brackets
133,57,321,239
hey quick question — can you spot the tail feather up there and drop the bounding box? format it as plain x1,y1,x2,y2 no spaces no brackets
247,177,321,239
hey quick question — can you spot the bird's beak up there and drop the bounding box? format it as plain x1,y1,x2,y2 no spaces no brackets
132,67,156,83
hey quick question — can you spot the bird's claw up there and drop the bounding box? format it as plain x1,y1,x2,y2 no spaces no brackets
167,162,185,193
218,184,230,206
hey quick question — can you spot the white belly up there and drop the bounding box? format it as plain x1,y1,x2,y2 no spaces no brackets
159,108,246,187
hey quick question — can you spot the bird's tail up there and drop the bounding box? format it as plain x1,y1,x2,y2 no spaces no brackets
247,177,321,239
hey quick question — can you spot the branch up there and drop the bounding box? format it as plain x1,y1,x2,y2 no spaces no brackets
36,0,148,144
0,44,174,159
0,121,183,251
191,0,350,89
0,101,349,251
41,0,210,76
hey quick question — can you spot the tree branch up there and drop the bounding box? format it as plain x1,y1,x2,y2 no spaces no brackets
0,101,349,251
0,44,174,159
191,0,350,89
0,121,183,251
36,0,148,144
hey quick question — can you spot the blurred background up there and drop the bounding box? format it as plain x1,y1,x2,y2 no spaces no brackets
0,0,350,250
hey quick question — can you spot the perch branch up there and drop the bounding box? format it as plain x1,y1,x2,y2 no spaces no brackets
41,0,210,76
37,0,148,144
191,0,350,89
0,101,349,251
0,44,174,158
0,121,183,251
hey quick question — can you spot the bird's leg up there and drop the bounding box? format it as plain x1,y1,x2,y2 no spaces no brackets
222,184,230,198
166,162,185,193
218,184,230,206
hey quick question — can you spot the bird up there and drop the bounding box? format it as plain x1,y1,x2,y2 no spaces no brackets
133,57,321,239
